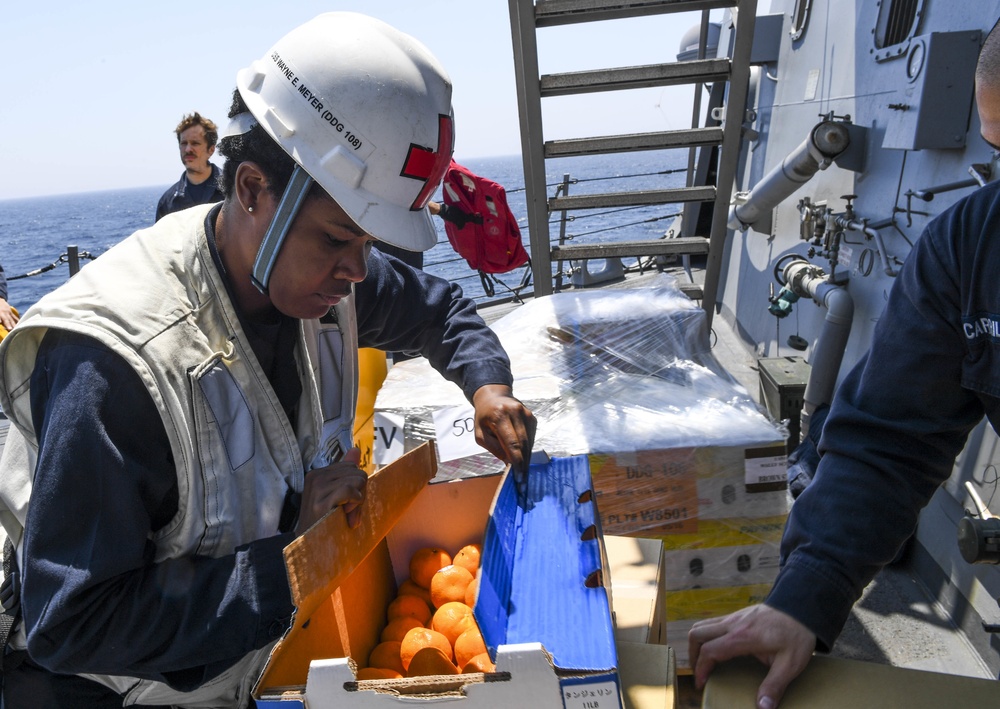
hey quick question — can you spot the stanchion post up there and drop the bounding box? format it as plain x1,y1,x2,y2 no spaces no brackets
554,173,571,293
67,245,80,276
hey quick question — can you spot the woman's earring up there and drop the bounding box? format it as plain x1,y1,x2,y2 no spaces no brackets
248,206,254,213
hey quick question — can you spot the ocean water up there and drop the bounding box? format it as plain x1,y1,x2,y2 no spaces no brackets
0,151,688,311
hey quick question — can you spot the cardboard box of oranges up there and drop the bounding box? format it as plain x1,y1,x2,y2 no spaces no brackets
252,443,665,709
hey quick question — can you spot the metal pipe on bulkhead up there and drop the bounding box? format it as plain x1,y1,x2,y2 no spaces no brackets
781,260,855,437
729,121,851,231
834,217,897,277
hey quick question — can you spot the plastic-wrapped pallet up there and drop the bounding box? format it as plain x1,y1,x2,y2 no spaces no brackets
372,274,788,529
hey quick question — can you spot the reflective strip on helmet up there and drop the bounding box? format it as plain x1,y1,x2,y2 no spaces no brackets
401,114,454,210
251,166,314,294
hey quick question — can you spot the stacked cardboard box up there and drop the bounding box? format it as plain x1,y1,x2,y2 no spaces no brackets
584,446,788,671
372,277,789,672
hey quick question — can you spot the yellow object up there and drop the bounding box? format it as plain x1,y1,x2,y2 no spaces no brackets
354,348,388,474
0,306,19,342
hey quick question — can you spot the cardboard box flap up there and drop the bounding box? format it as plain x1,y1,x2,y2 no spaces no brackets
702,654,1000,708
256,445,436,694
283,443,436,613
476,453,617,673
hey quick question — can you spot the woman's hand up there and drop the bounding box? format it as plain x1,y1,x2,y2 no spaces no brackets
471,384,536,475
296,447,368,534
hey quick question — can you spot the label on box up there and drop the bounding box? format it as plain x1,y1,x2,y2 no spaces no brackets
372,411,405,465
561,676,621,709
696,476,789,520
744,448,786,490
432,404,483,462
589,450,700,536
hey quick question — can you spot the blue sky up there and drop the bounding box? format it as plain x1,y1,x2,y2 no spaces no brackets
2,2,719,199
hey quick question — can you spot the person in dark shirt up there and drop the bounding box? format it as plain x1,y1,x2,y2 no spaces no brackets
154,111,225,221
0,13,535,708
689,17,1000,709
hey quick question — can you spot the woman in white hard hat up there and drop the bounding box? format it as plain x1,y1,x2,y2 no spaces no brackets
0,13,535,708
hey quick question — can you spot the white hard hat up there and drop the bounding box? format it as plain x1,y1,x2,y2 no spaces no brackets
233,12,454,289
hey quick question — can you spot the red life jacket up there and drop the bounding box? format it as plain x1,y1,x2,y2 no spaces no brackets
441,161,529,274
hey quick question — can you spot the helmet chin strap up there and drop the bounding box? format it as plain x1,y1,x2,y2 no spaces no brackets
251,165,315,294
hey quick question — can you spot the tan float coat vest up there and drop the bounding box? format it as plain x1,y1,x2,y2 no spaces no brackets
0,204,358,706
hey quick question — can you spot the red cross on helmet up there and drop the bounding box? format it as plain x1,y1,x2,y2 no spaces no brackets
235,12,454,253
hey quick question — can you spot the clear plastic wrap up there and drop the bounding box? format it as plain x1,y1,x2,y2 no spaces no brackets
373,275,790,669
374,273,784,465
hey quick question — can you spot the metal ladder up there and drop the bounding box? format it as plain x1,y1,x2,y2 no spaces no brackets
507,0,758,325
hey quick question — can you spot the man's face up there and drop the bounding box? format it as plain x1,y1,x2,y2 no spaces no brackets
178,125,214,173
977,80,1000,151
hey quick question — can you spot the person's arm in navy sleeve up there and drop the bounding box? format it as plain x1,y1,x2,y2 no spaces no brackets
355,249,512,398
355,249,535,472
768,190,987,649
689,189,992,709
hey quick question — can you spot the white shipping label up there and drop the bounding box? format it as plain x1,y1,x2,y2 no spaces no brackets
372,412,405,466
432,404,484,462
561,679,621,709
745,453,787,486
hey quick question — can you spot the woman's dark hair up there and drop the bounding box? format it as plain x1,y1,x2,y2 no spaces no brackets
216,89,298,199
